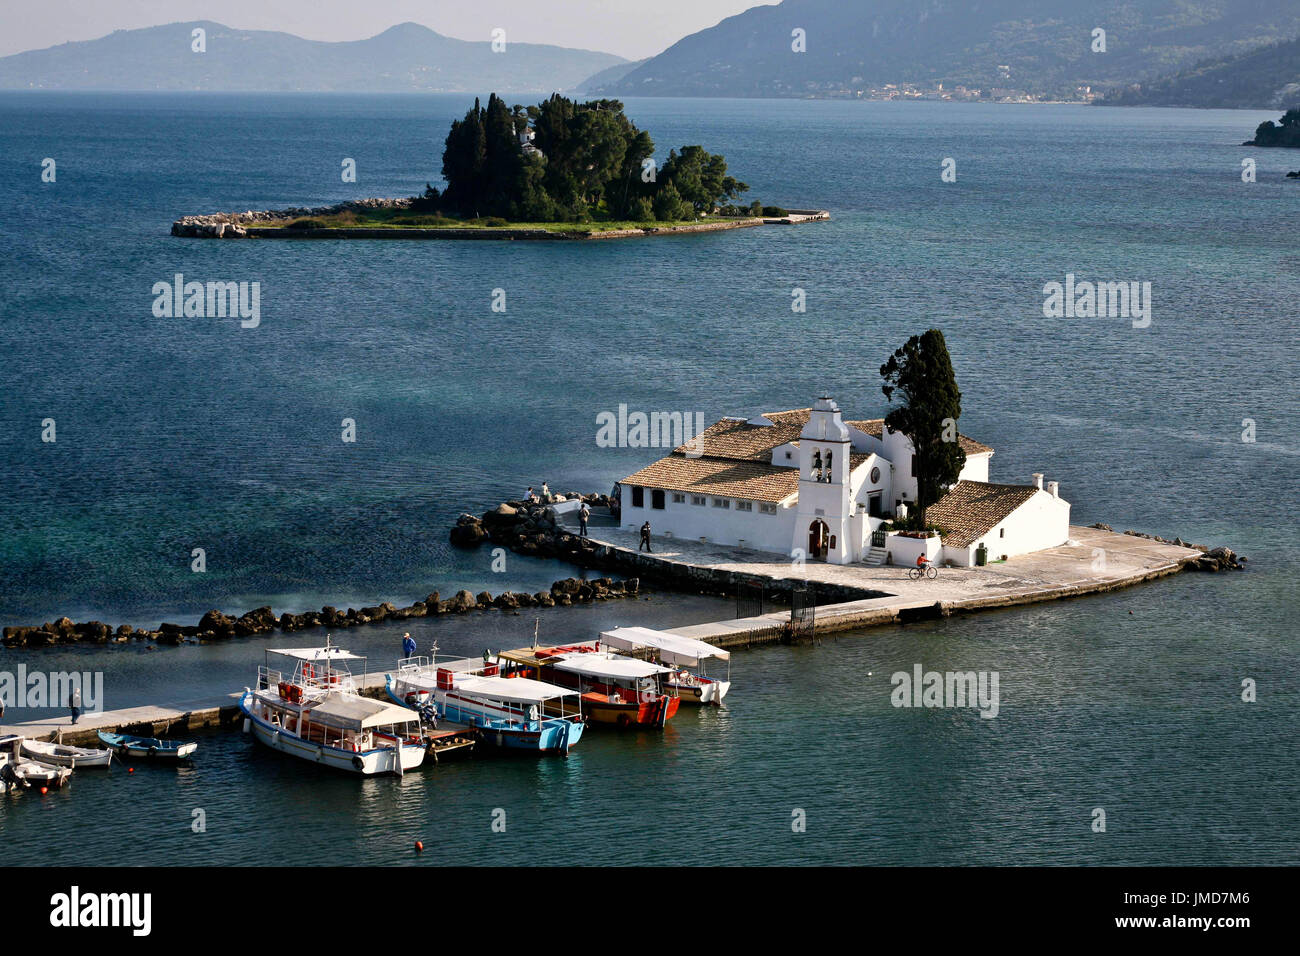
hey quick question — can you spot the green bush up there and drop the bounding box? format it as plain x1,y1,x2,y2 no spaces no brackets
761,205,788,217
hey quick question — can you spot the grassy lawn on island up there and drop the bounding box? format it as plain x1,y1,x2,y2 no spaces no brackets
248,208,759,233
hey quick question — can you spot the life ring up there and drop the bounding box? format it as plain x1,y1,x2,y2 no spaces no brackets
352,755,364,771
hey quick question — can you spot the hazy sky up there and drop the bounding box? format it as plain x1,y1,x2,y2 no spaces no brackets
0,0,770,60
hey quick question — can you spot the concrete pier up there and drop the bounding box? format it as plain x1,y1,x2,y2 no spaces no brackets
566,522,1202,648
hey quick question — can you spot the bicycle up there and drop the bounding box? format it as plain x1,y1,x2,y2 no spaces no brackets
907,564,938,581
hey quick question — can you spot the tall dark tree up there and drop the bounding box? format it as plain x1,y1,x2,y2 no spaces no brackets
660,145,748,214
879,329,966,526
441,98,487,217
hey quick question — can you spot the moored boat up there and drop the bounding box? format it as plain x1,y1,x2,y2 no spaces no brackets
599,627,732,705
497,644,680,728
21,738,113,768
239,640,425,776
97,731,197,761
388,648,585,754
1,736,74,788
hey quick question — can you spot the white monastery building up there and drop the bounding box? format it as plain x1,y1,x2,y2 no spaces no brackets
618,397,1070,567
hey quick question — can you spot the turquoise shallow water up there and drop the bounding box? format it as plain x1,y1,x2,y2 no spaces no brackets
0,94,1296,864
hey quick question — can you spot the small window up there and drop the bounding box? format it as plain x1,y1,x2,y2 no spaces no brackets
631,486,644,508
736,501,753,512
692,495,706,506
759,503,777,515
651,489,665,510
785,451,793,460
711,498,730,509
999,527,1005,538
672,493,686,504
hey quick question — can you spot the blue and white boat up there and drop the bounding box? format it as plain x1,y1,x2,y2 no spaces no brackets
240,640,425,776
388,648,585,755
97,731,197,761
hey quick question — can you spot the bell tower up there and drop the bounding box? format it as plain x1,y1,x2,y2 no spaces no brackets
792,397,853,564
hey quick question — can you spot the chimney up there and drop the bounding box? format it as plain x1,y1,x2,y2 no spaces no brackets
1047,481,1059,499
1032,473,1044,490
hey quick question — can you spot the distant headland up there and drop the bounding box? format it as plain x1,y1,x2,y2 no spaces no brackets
172,94,828,240
1243,109,1300,148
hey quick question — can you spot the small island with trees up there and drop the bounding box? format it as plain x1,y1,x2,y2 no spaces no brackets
1243,109,1300,149
172,94,827,240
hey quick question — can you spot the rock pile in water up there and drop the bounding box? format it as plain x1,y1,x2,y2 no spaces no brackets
1089,524,1246,571
2,575,639,649
171,197,414,236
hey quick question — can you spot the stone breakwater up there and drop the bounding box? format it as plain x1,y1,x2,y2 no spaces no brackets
171,197,414,237
1088,524,1246,571
1,576,640,650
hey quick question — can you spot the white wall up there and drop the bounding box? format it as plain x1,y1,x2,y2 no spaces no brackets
622,489,794,554
973,489,1070,562
884,531,941,567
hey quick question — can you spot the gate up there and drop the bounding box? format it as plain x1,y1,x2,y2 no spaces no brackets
736,580,765,618
788,584,816,642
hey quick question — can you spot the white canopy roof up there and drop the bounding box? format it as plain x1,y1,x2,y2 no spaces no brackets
599,627,730,667
306,693,416,731
270,645,364,662
552,652,673,680
453,675,576,704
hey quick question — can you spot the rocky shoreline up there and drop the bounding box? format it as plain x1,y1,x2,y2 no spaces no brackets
170,198,829,240
1087,524,1246,571
170,198,413,237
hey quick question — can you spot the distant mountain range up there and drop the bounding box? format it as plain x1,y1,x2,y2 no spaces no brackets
0,21,626,92
583,0,1300,101
1097,37,1300,109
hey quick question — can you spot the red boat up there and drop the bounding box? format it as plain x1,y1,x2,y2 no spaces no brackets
497,644,680,728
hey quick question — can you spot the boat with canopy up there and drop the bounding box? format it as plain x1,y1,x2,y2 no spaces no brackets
598,627,732,705
497,643,680,728
388,645,585,754
239,639,425,776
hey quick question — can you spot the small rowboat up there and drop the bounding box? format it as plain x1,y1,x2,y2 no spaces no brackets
97,731,197,761
21,738,112,768
14,758,73,788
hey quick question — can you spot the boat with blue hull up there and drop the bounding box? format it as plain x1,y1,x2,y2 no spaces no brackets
97,731,197,761
388,651,585,755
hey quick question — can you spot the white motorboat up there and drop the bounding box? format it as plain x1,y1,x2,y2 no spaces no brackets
239,639,426,776
21,738,113,768
599,627,732,705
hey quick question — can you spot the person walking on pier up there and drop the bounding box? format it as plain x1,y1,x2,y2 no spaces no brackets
68,685,82,725
402,633,417,659
639,521,653,552
579,503,590,537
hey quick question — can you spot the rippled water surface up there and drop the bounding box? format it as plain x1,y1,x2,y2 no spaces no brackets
0,94,1296,864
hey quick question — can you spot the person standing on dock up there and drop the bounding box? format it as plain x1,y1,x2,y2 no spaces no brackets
579,503,590,537
68,685,82,725
402,633,416,659
639,521,653,552
541,481,551,502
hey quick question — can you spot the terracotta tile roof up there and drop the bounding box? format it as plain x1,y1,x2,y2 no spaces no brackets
675,409,991,462
926,480,1040,549
621,455,799,503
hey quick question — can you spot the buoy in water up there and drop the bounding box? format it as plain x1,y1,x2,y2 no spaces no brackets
414,840,424,852
40,787,48,795
128,767,135,774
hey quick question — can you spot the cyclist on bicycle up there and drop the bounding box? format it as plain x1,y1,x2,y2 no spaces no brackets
916,554,929,569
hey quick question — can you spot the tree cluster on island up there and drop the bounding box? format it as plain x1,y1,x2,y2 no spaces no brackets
412,93,783,223
1245,109,1300,148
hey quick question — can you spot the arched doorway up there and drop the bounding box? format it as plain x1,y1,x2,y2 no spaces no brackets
808,519,829,561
